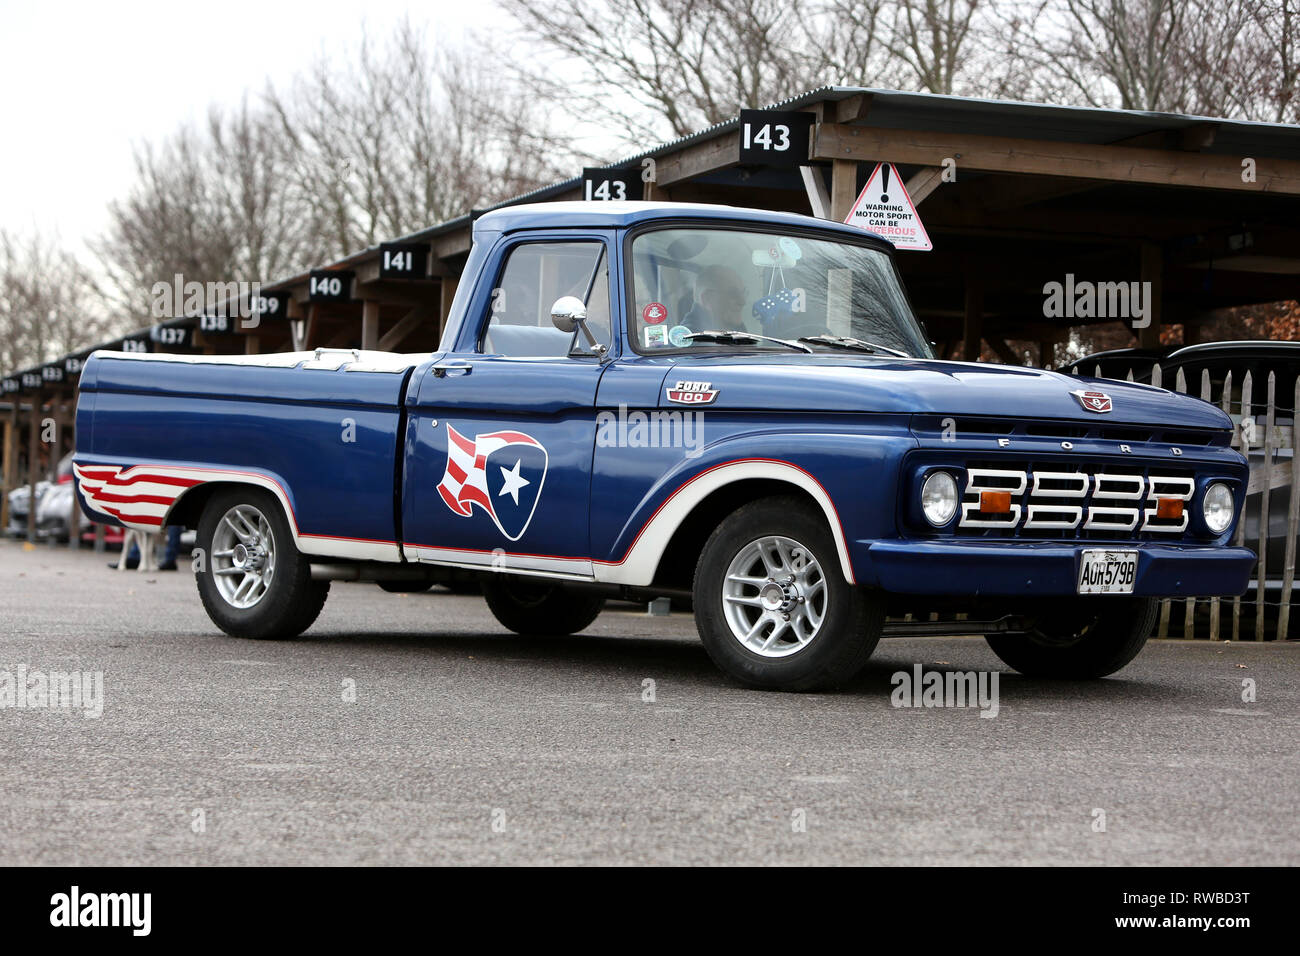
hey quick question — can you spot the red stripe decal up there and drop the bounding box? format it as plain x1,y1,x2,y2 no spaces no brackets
437,483,471,517
447,425,476,456
104,473,201,489
90,491,176,506
103,506,164,527
459,485,492,512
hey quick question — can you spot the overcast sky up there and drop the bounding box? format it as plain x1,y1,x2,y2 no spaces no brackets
0,0,509,254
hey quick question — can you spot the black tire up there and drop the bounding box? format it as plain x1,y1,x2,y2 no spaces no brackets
481,575,605,635
195,487,329,640
693,496,881,691
985,597,1158,678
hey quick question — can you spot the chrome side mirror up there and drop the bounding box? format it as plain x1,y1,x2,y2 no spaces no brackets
550,296,587,333
550,296,605,355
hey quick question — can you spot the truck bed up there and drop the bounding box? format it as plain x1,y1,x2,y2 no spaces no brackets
75,349,424,559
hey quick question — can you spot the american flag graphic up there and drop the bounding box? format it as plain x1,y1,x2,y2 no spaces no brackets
436,424,548,541
72,463,203,528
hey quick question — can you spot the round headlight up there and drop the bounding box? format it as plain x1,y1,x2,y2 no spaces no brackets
921,471,959,527
1203,482,1234,534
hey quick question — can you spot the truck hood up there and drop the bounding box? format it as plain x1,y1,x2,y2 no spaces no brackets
659,354,1232,430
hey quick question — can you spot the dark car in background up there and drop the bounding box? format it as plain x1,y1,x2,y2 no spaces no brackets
1062,342,1300,405
1065,341,1300,624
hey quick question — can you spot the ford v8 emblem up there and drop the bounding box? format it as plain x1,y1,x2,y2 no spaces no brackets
1071,389,1113,413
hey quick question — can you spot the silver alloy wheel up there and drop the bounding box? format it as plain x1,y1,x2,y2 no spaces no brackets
211,504,276,609
721,534,827,658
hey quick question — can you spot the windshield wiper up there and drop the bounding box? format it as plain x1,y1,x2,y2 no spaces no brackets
797,335,908,357
683,330,813,353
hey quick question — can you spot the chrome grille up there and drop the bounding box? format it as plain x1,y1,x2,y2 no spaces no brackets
958,466,1195,536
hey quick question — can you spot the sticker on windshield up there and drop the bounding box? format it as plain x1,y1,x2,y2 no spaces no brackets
753,246,796,268
778,237,802,261
644,325,669,348
667,325,692,347
642,302,668,325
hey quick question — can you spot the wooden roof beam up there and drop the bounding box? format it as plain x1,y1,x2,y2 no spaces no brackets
656,130,742,188
812,123,1300,194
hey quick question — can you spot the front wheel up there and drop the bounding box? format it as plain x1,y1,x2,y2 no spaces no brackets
481,575,605,635
693,497,881,691
195,488,329,640
985,597,1158,678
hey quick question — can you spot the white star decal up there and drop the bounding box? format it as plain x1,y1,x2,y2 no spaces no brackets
497,458,530,505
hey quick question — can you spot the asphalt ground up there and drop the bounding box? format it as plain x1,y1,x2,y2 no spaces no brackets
1,538,1296,865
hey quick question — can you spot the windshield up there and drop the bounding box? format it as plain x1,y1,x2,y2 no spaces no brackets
629,226,931,357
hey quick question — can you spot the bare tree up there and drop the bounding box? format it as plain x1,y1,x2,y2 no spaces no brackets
205,100,315,284
820,0,900,88
93,130,243,316
1001,0,1298,120
1015,0,1187,110
0,230,115,372
94,19,574,314
497,0,829,146
883,0,984,94
1255,0,1298,122
265,19,573,261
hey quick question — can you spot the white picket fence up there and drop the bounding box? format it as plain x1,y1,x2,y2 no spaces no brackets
1081,362,1297,641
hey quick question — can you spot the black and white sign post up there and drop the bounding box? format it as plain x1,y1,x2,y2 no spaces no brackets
309,270,354,302
151,324,193,349
378,243,430,280
737,109,831,219
582,167,643,202
737,109,815,167
248,291,291,326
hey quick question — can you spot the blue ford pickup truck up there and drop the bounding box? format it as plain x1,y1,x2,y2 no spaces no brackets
74,202,1255,690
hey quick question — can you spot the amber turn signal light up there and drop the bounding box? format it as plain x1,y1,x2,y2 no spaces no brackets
979,491,1012,514
1156,497,1184,520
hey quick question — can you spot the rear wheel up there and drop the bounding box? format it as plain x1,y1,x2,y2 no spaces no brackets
693,496,881,691
985,597,1158,678
195,487,329,640
481,575,605,635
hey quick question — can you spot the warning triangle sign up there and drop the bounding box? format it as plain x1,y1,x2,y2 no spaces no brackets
843,163,932,251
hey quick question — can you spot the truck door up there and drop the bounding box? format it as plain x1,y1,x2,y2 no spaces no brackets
402,233,616,578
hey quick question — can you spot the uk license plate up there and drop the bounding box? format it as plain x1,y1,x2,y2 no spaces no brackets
1077,549,1138,594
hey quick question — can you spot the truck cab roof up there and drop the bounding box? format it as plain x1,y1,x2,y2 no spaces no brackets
473,201,889,247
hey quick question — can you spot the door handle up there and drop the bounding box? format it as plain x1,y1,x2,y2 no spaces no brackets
431,359,473,378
